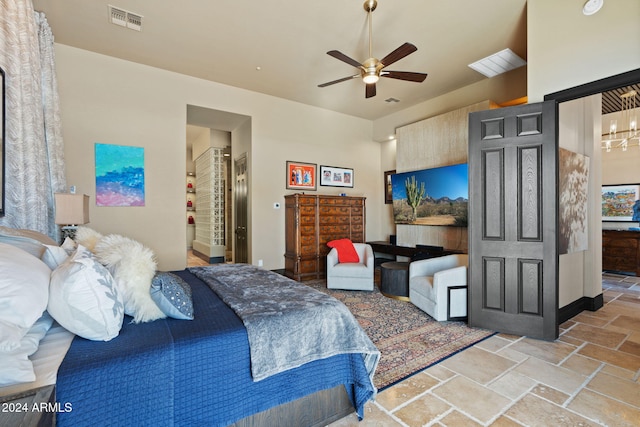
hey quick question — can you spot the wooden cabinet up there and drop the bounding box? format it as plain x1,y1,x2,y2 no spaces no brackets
285,194,365,281
602,230,640,276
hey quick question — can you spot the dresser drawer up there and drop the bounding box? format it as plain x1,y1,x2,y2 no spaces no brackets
300,225,315,235
350,223,364,233
319,206,350,215
300,205,316,215
603,246,637,257
297,196,317,205
319,224,350,235
319,215,350,225
319,197,337,205
299,215,316,226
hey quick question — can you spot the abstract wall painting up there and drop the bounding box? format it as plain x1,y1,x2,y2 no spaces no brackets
558,148,590,254
95,143,145,207
602,184,640,221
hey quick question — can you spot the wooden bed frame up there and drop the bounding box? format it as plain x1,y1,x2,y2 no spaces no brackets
0,383,353,427
232,385,354,426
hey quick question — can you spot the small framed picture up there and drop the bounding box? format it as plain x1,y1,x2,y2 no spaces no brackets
286,161,317,190
320,165,354,188
384,170,395,204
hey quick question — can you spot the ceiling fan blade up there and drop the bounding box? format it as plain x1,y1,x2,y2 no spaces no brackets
382,70,428,82
365,83,376,98
318,75,359,87
327,50,363,69
379,42,418,67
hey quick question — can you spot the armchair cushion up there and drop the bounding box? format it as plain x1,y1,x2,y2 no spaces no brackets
327,238,359,263
409,254,468,321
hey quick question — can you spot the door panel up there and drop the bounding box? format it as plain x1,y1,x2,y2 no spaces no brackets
234,155,248,264
469,101,558,340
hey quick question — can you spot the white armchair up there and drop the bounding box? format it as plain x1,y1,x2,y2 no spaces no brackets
326,243,374,291
409,254,468,321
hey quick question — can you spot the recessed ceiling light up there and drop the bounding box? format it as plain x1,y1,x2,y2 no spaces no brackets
468,48,526,78
582,0,604,15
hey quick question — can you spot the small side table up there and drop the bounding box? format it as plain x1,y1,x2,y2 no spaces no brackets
380,261,410,301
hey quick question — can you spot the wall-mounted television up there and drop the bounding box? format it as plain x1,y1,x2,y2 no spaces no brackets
391,163,468,226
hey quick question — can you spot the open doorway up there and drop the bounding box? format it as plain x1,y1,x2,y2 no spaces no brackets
186,105,251,266
545,68,640,321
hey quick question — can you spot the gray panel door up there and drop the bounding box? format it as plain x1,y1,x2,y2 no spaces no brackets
468,101,558,340
234,154,248,264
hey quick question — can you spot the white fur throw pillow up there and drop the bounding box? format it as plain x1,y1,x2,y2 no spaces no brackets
74,226,104,252
93,234,165,323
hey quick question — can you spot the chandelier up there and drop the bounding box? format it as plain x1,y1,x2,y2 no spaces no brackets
602,90,638,152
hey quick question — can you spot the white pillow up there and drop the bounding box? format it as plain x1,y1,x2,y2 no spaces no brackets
93,234,164,323
0,226,58,258
0,243,51,352
48,245,124,341
0,313,53,386
41,244,70,269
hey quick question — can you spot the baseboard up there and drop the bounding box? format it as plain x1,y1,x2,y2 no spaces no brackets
559,293,604,324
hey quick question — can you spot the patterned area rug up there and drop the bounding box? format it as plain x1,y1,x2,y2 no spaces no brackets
306,280,494,390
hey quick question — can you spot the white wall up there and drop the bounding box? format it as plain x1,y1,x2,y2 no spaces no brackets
379,138,397,241
558,96,602,306
527,0,640,102
55,44,381,271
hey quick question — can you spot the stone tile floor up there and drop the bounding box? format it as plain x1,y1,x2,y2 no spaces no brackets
329,273,640,426
187,249,211,267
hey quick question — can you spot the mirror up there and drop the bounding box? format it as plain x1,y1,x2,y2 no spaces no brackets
0,66,4,216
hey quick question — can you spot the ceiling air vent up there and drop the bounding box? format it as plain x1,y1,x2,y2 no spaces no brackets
468,48,526,78
108,5,143,31
126,13,142,31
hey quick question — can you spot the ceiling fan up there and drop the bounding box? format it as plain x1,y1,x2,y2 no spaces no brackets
318,0,428,99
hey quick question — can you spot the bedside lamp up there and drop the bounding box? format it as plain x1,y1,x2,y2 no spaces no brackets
54,193,90,242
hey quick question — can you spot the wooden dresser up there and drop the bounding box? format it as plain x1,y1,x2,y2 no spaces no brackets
284,194,365,281
602,230,640,276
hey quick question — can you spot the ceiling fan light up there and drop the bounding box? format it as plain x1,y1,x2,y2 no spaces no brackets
363,74,379,84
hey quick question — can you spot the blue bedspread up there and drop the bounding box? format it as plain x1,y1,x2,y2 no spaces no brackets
189,264,379,384
56,269,375,427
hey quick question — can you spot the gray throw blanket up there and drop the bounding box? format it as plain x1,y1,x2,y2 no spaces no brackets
188,264,379,387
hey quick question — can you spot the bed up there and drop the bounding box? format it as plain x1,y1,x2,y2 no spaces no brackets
0,228,379,427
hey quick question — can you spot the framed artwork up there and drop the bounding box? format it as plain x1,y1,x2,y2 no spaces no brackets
384,170,395,204
320,165,354,188
602,184,640,221
95,143,145,206
558,148,589,254
286,161,317,190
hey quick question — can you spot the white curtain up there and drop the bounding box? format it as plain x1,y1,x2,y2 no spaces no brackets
0,0,66,239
